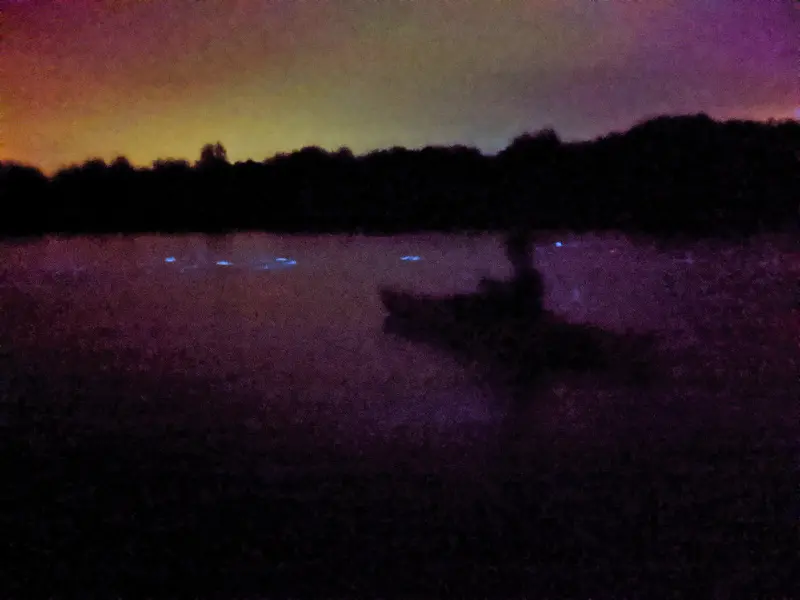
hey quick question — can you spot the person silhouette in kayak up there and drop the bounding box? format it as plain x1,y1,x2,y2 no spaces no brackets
505,227,545,317
480,227,545,318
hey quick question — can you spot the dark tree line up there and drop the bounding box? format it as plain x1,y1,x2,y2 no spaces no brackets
2,114,798,238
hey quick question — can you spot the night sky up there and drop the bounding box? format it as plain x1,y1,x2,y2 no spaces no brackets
2,0,798,173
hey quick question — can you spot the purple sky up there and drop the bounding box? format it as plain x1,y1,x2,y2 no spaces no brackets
2,0,797,172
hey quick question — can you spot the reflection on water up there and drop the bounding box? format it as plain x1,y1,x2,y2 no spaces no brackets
1,232,798,459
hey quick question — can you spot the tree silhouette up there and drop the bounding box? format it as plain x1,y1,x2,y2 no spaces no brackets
198,142,228,167
499,127,561,161
0,116,798,237
110,156,134,171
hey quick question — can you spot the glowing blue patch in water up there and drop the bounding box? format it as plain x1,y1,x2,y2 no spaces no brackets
401,256,421,261
257,257,297,270
164,257,176,263
216,260,233,266
554,242,563,248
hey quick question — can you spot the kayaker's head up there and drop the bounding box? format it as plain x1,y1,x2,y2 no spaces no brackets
505,228,534,274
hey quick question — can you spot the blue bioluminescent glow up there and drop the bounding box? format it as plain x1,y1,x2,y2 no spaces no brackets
555,242,563,248
401,256,421,261
257,257,297,270
162,256,296,271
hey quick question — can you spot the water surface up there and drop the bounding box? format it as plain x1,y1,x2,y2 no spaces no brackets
1,232,797,595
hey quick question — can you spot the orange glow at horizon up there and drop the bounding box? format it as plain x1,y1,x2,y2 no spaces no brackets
2,0,798,174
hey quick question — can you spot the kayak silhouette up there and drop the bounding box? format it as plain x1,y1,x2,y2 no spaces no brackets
379,280,659,387
382,228,660,394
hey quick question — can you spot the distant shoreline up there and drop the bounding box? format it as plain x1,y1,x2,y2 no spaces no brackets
2,228,797,252
3,114,798,241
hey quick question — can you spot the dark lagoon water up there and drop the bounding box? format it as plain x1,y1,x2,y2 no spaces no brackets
1,232,797,596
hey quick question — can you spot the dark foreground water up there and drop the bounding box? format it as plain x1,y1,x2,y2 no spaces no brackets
1,233,798,597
